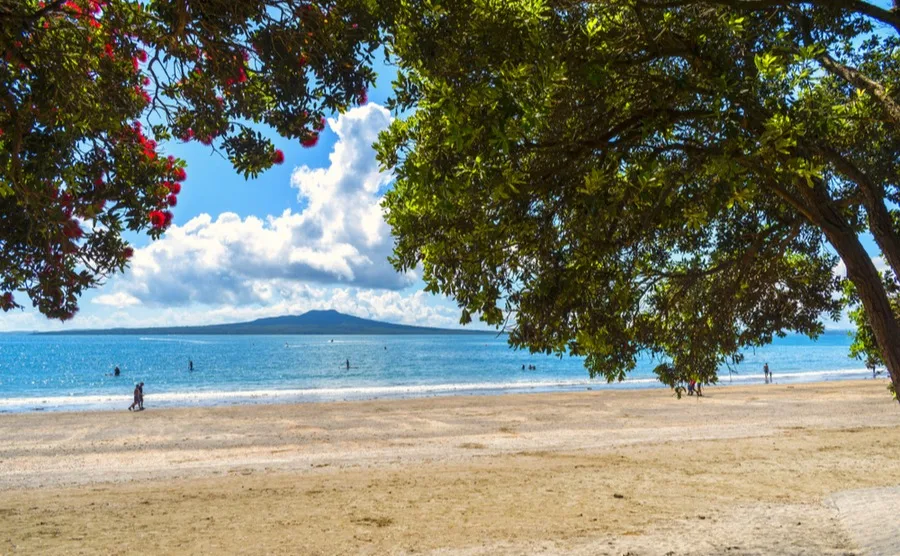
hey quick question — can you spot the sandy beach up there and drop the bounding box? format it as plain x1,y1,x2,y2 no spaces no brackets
1,379,899,555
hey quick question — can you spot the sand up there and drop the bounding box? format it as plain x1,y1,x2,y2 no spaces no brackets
1,379,899,555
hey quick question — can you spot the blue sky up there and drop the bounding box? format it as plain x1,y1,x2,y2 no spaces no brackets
1,57,876,332
0,60,475,332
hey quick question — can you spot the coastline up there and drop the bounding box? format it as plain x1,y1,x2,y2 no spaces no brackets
0,365,876,413
1,379,899,554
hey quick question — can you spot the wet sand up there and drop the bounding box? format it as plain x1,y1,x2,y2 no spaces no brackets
1,379,899,555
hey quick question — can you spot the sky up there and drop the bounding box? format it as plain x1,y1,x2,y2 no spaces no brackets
1,60,480,333
0,57,879,333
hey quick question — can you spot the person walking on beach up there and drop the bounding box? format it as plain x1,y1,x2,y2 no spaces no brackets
128,383,142,411
764,363,770,384
138,382,144,410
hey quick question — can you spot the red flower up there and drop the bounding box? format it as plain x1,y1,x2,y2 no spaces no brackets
357,89,368,105
63,219,83,239
313,116,326,131
298,54,308,66
168,182,182,195
1,292,14,310
272,149,285,164
123,247,134,259
137,49,148,63
103,43,114,58
173,167,187,182
163,210,174,227
149,210,165,228
167,194,178,207
142,75,150,86
300,133,319,148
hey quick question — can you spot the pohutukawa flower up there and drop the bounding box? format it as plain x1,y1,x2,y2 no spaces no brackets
149,210,166,228
63,219,83,239
173,167,187,182
167,194,178,207
300,133,319,148
272,149,285,164
123,247,134,259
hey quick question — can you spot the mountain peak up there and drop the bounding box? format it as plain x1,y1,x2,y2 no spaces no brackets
41,309,490,336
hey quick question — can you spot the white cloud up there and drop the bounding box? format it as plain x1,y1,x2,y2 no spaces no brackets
0,285,466,332
92,292,141,308
832,255,889,279
105,103,412,308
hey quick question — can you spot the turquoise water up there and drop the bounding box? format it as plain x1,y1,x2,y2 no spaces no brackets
0,331,872,412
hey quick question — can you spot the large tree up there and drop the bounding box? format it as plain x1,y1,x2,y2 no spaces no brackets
4,1,900,401
0,0,376,319
373,0,900,399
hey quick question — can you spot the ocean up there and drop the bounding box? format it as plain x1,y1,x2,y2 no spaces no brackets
0,331,873,412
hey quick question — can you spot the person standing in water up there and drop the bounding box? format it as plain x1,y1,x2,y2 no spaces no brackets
763,362,770,384
345,359,350,370
114,366,120,377
189,359,193,372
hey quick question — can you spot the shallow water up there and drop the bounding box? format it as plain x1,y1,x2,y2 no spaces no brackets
0,331,870,412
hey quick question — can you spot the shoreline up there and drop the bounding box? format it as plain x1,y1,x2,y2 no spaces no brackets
1,380,899,553
0,365,880,414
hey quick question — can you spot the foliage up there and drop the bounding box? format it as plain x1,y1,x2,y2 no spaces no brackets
5,0,900,399
0,0,378,318
375,0,900,391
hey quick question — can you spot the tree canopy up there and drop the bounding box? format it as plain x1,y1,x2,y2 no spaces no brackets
0,0,376,319
374,0,900,397
3,0,900,400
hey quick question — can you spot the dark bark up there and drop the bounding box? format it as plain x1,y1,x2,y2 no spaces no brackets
817,146,900,281
798,183,900,401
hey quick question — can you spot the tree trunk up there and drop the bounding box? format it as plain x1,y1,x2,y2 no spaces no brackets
808,194,900,402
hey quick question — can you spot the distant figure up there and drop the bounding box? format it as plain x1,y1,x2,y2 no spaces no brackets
189,359,193,372
345,359,350,370
384,346,387,350
695,382,703,397
128,382,144,411
114,366,120,377
687,380,695,396
522,364,525,370
330,339,334,343
763,362,770,384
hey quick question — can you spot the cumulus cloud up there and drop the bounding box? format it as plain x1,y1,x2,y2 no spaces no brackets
108,103,412,308
92,292,141,308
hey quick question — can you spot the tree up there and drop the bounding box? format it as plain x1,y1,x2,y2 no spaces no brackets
0,0,377,319
373,0,900,399
6,1,900,403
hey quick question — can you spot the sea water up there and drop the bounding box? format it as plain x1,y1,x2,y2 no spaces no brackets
0,331,875,412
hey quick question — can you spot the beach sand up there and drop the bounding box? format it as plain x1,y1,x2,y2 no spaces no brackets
1,379,899,555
